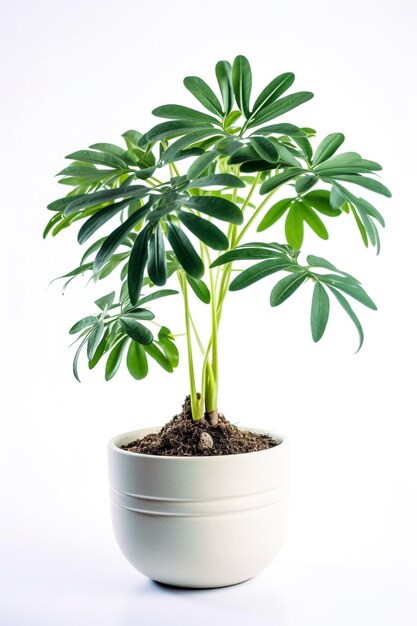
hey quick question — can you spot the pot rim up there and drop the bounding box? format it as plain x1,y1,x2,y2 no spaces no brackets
108,426,284,460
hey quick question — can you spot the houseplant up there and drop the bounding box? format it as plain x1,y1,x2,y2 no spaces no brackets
45,55,390,587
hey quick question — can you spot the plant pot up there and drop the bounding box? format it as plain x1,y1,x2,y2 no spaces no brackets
108,427,288,588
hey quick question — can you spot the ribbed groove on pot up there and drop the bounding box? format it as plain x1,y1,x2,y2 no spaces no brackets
110,484,287,517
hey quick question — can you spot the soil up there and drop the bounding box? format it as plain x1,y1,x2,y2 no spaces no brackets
121,396,278,457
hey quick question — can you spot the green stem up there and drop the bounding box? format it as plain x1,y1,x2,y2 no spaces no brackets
234,188,278,247
178,272,202,421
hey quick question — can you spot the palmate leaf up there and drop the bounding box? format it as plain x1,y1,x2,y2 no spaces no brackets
183,76,223,116
119,317,153,345
229,258,296,291
312,133,345,166
310,282,330,342
105,337,129,380
145,343,173,372
166,222,204,278
128,224,152,306
152,104,221,126
211,245,288,267
139,120,212,146
147,225,167,286
215,60,234,116
65,149,127,169
248,92,314,128
251,72,295,117
184,196,243,224
159,129,222,164
259,168,306,194
186,275,211,304
94,202,152,271
126,340,149,380
185,173,245,188
177,211,229,250
158,327,179,368
187,151,219,179
232,55,252,118
270,272,308,306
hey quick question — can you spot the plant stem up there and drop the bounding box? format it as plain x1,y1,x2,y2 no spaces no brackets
178,272,202,421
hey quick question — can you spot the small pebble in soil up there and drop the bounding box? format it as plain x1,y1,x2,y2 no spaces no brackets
199,432,214,451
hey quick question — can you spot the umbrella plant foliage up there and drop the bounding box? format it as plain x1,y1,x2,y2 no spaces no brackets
45,55,391,423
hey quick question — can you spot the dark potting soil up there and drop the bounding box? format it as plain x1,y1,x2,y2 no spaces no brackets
120,396,278,457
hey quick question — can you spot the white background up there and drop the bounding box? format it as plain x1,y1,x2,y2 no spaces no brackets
1,0,416,624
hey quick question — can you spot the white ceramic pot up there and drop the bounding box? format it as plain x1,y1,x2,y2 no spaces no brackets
108,427,288,588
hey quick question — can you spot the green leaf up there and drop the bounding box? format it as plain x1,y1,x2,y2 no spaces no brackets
87,321,105,361
122,130,142,149
95,291,115,311
270,272,308,306
331,174,391,197
184,196,243,224
252,72,295,115
158,327,179,368
89,143,127,159
229,258,295,291
88,327,109,369
187,151,219,179
105,337,129,380
302,190,341,216
257,198,292,232
249,123,306,138
144,343,173,372
215,60,233,115
43,213,62,238
77,198,133,245
177,211,228,250
159,129,221,164
121,307,155,321
259,168,305,194
73,334,89,382
140,120,211,145
152,104,220,126
69,315,98,335
310,282,330,342
166,222,204,278
232,55,252,118
250,136,279,162
306,255,358,281
211,246,286,267
137,289,178,306
126,340,148,380
285,204,304,248
147,225,167,286
186,275,211,304
184,76,223,116
186,173,245,188
127,224,152,306
328,287,364,352
319,274,377,310
295,175,317,195
119,317,153,345
314,153,382,173
94,203,151,271
300,202,329,239
248,92,314,128
65,149,127,169
312,133,345,166
63,185,150,215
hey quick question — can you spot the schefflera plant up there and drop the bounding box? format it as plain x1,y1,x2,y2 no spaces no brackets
45,55,391,424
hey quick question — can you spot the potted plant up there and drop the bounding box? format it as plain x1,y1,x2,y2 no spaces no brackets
45,55,391,588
